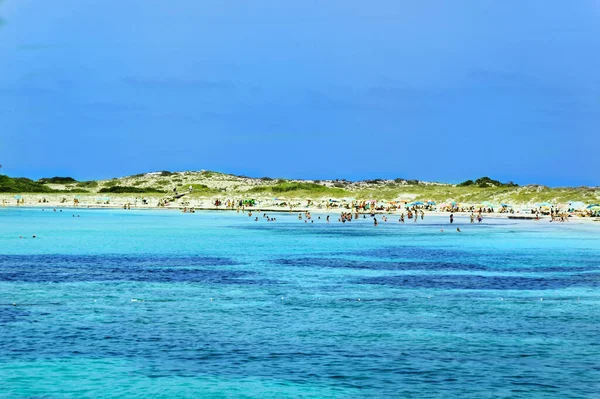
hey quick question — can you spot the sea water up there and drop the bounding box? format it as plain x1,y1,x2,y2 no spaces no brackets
1,208,599,398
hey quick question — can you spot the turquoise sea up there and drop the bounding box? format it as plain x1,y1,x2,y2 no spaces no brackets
1,208,599,398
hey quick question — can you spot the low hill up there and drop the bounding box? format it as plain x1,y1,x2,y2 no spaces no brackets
1,171,598,206
0,175,55,193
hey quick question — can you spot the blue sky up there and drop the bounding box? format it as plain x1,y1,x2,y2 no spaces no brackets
0,0,598,185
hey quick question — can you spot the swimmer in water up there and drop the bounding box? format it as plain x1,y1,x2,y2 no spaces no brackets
456,228,461,233
374,218,378,226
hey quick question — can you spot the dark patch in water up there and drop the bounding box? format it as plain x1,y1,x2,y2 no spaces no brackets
0,305,30,323
320,246,600,273
359,274,600,290
274,257,486,271
0,255,271,285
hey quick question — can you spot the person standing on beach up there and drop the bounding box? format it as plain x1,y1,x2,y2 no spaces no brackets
450,213,454,224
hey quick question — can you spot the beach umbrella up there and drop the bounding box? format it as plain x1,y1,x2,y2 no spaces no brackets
14,195,21,199
501,203,512,208
451,201,458,206
536,202,552,207
413,201,424,205
587,204,600,209
427,201,436,205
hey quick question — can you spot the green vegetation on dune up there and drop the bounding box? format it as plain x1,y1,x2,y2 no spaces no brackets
38,176,77,184
249,182,348,197
76,181,98,188
98,186,166,194
0,175,54,193
188,184,220,194
458,176,518,188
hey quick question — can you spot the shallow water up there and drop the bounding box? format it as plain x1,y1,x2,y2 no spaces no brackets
1,208,599,398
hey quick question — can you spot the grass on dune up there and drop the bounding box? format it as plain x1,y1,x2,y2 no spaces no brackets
248,182,349,198
354,185,600,204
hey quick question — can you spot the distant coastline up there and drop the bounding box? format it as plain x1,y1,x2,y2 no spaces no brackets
1,170,598,218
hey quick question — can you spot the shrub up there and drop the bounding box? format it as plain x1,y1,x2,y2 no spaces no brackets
38,176,77,184
76,181,98,188
0,175,55,193
459,177,519,188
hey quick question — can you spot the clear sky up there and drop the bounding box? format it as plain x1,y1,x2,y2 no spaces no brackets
0,0,598,186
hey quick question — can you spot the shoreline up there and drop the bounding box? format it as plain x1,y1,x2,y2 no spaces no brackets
2,193,599,223
3,202,600,223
